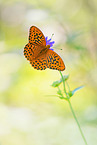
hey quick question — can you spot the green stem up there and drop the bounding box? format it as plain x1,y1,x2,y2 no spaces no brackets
59,71,88,145
68,99,88,145
59,71,67,95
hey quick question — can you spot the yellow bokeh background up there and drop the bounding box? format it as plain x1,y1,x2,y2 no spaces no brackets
0,0,97,144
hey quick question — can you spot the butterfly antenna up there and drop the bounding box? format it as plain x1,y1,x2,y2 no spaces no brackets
51,33,54,40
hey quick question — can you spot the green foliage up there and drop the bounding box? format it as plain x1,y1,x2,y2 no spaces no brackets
51,75,69,87
52,72,88,145
52,74,84,100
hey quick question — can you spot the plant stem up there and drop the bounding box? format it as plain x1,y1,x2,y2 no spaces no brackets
59,71,88,145
68,99,88,145
59,71,67,95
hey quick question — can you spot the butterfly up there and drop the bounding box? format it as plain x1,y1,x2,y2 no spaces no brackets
24,26,65,71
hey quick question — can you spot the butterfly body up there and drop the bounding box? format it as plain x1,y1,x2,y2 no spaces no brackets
24,26,65,71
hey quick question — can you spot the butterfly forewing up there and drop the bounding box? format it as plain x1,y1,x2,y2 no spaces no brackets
24,42,46,59
24,43,34,61
46,49,65,71
29,26,46,47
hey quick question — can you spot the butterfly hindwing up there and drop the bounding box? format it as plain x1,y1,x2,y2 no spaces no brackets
24,44,65,71
29,54,47,70
29,26,46,47
46,49,65,71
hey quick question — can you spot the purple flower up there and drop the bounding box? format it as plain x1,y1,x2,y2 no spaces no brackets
45,36,55,51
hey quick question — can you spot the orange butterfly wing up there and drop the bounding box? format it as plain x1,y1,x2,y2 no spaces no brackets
24,25,65,71
30,54,47,70
24,43,33,61
46,49,65,71
24,43,45,60
29,49,65,71
29,26,46,47
25,26,46,59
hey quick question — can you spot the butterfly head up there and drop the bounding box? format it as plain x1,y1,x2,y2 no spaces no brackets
46,44,50,50
45,36,55,51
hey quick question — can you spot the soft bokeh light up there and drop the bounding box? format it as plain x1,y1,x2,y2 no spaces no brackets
0,0,97,144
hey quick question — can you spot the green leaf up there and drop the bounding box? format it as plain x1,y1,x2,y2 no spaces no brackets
57,89,62,96
51,80,61,87
68,91,73,97
72,86,84,94
51,75,69,87
68,86,84,97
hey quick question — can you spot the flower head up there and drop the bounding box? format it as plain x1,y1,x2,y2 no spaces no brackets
45,36,55,51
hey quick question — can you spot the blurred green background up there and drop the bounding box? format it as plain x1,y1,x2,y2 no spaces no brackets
0,0,97,145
